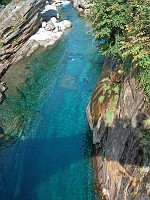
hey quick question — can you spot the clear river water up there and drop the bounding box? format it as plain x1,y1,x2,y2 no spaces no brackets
0,3,104,200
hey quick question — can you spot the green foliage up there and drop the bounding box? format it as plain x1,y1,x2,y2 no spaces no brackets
101,77,110,82
91,0,129,56
102,84,111,92
139,117,150,155
11,25,17,31
140,134,150,155
98,95,105,103
112,85,119,94
0,40,4,47
0,0,11,5
97,76,120,125
143,117,150,130
141,135,150,146
100,81,120,125
90,0,150,98
105,110,114,125
105,86,119,125
138,56,150,99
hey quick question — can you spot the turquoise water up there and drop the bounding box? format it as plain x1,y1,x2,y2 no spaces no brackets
0,4,104,200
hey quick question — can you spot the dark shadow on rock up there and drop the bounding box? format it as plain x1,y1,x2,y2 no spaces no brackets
41,9,58,22
91,113,150,200
93,114,149,167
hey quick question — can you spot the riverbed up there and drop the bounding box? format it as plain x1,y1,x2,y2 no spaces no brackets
0,3,104,200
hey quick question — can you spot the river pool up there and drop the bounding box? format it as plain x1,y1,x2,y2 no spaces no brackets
0,3,104,200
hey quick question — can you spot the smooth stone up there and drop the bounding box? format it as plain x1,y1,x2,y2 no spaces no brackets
55,20,72,31
45,21,56,31
50,17,57,23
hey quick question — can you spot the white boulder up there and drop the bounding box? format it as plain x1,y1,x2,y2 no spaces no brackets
42,21,47,28
50,17,57,23
55,20,72,31
45,21,56,31
29,28,63,48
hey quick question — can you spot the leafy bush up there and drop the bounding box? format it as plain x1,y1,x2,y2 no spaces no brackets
98,95,105,103
90,0,150,98
97,76,120,125
105,110,114,125
112,85,119,94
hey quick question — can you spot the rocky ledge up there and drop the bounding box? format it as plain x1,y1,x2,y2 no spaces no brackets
0,0,46,73
0,0,72,102
87,56,150,199
72,0,91,15
0,0,72,74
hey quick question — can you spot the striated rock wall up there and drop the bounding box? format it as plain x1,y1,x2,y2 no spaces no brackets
87,56,150,199
0,0,46,74
0,0,72,103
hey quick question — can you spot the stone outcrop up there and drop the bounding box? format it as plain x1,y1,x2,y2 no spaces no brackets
0,0,46,74
0,0,72,102
87,56,150,199
0,0,72,77
29,3,72,48
72,0,91,14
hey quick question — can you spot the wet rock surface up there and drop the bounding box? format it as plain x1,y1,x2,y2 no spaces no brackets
87,56,150,200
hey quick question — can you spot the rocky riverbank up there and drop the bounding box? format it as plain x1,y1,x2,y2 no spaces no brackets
86,56,150,199
0,0,45,73
0,0,72,102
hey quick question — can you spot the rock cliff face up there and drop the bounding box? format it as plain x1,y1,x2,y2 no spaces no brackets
0,0,46,74
0,0,72,102
87,56,150,200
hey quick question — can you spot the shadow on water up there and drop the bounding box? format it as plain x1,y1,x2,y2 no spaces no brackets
0,127,99,200
0,127,4,134
0,3,104,200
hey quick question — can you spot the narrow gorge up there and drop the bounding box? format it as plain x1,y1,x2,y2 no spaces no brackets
0,0,149,200
0,1,103,199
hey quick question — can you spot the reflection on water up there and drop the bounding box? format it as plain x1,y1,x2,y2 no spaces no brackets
0,3,104,200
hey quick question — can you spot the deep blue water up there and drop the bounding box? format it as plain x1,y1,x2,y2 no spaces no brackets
0,3,104,200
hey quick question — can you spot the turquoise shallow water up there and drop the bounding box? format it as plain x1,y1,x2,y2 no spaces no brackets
0,3,104,200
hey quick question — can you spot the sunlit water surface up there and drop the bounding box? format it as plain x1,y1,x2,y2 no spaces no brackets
0,4,104,200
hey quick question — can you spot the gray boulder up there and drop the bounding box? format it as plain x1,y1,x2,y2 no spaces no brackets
72,0,91,14
45,21,56,31
73,0,89,8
